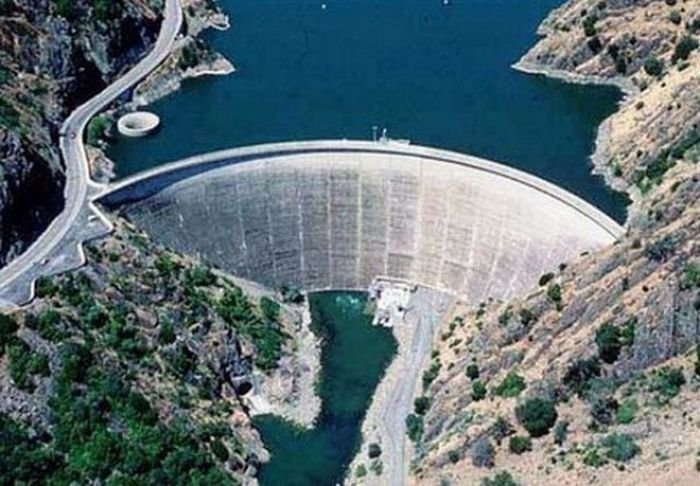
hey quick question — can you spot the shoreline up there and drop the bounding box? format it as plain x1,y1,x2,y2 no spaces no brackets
346,286,455,486
512,58,639,220
88,2,236,182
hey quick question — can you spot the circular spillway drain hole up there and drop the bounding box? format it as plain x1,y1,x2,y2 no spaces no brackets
117,111,161,137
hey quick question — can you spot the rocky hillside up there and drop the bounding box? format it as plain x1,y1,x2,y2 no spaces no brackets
0,219,307,484
0,0,165,266
411,1,700,485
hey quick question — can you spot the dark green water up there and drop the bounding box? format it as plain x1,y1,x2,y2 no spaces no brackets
109,0,627,221
253,292,396,486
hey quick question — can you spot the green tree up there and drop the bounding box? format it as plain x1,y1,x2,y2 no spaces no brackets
672,35,698,64
595,323,622,363
405,414,424,442
516,398,558,437
643,56,664,77
471,380,487,401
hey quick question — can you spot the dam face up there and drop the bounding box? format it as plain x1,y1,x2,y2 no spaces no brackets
102,141,622,302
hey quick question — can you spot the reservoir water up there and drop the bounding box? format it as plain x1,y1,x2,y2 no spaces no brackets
253,292,396,485
109,0,627,221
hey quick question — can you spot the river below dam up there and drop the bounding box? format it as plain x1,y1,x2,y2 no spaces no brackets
254,292,396,485
109,0,627,222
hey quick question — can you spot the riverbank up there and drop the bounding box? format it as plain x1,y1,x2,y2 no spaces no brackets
347,285,455,486
254,292,397,486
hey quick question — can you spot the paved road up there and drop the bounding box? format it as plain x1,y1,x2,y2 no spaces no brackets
380,288,454,486
0,0,183,306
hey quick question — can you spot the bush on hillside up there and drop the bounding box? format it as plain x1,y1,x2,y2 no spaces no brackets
516,398,558,437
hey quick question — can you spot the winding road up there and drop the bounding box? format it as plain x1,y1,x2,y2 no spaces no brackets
0,0,183,306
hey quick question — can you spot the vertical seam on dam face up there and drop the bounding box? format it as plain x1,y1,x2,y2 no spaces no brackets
356,165,364,288
297,168,305,289
234,173,249,279
102,141,623,300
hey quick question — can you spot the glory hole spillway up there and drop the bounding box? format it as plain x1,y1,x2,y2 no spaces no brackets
99,0,628,483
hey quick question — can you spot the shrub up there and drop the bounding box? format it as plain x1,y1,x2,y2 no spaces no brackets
35,276,59,298
260,296,281,321
498,307,512,326
494,372,526,398
553,420,569,446
184,266,216,287
355,465,367,478
466,362,479,380
25,309,66,342
681,263,700,289
0,313,18,353
210,440,229,462
595,323,622,363
488,416,515,445
217,288,287,371
643,56,664,76
280,285,304,304
369,458,383,475
27,353,50,377
563,357,601,397
590,396,619,425
601,433,640,462
447,449,460,464
583,15,597,36
482,471,519,486
472,381,488,401
616,398,638,424
672,35,698,64
86,115,109,146
668,10,682,25
158,320,176,345
471,436,495,468
583,448,607,467
649,366,685,404
508,435,532,454
619,318,636,346
414,396,431,415
516,398,558,437
406,414,424,442
422,360,441,390
368,443,382,459
519,308,536,327
538,273,554,286
547,284,562,306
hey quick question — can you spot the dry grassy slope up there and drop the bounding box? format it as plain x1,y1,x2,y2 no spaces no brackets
412,0,700,484
413,163,700,485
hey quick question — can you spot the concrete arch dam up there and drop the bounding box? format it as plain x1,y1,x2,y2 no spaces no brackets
101,141,623,301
